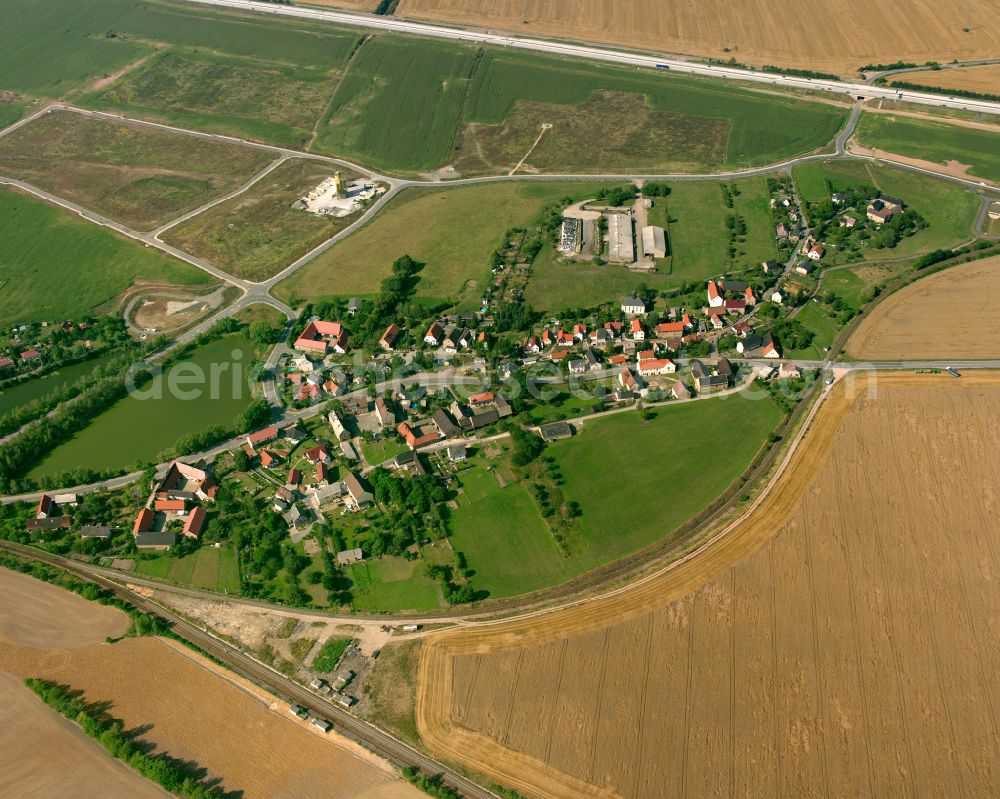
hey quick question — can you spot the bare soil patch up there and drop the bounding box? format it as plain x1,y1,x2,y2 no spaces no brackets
0,567,129,648
848,255,1000,359
418,373,1000,798
847,142,983,183
894,64,1000,96
0,672,169,799
397,0,1000,77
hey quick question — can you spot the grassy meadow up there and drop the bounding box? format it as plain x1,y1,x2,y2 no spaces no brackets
0,111,272,230
855,113,1000,184
133,545,240,593
275,181,597,304
547,391,783,570
85,51,339,149
0,188,211,325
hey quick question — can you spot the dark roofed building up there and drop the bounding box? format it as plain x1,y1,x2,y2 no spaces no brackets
432,407,460,438
26,516,71,532
134,530,176,549
539,421,574,441
80,525,113,539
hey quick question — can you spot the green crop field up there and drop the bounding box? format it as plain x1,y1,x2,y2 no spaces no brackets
312,36,477,174
0,110,272,231
0,101,24,130
85,52,338,148
793,159,980,258
133,546,240,593
0,0,358,97
547,391,783,571
0,188,211,325
276,181,596,304
855,112,1000,184
163,158,362,281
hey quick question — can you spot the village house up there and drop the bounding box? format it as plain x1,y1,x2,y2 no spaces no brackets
246,425,279,452
795,261,815,275
304,445,331,465
707,280,724,308
260,450,281,469
630,318,645,340
398,421,441,449
671,382,691,400
807,244,825,261
618,366,639,392
655,313,692,338
379,323,402,351
294,320,348,355
424,322,444,346
344,472,374,509
374,396,393,427
637,358,675,377
328,411,350,442
737,332,781,358
620,294,648,316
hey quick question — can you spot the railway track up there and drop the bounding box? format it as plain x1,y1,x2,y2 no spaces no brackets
0,541,498,799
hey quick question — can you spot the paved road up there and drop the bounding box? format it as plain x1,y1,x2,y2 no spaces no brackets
185,0,1000,117
0,541,499,799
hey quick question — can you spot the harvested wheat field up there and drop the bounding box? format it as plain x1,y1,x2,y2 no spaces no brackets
418,373,1000,799
893,64,1000,96
396,0,1000,77
0,635,420,799
0,671,170,799
848,255,1000,359
0,567,129,647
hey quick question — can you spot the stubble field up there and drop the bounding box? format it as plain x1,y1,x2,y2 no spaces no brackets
848,255,1000,359
396,0,1000,77
891,64,1000,96
418,373,1000,799
0,567,421,799
0,110,272,230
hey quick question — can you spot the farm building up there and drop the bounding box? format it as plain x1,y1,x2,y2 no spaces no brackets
641,225,667,259
539,421,574,441
606,213,635,263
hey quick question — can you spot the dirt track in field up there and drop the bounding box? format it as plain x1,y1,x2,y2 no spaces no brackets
893,64,1000,95
417,373,1000,798
396,0,1000,77
848,255,1000,359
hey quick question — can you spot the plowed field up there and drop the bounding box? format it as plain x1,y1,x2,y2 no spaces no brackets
847,255,1000,359
418,373,1000,799
396,0,1000,77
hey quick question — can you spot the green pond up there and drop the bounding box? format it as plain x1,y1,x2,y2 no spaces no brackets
0,352,117,417
28,335,255,478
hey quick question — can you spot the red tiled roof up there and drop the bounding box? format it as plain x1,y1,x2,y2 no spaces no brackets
247,425,278,445
21,349,41,361
36,494,53,516
288,468,302,485
380,323,402,347
154,499,186,512
183,506,206,537
707,280,720,300
133,507,154,534
469,392,494,405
